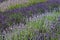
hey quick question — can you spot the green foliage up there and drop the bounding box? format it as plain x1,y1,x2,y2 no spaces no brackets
3,11,60,40
38,8,45,13
8,0,47,10
6,29,35,40
7,13,24,26
8,4,22,10
28,0,47,4
9,13,23,19
27,18,46,30
0,36,3,40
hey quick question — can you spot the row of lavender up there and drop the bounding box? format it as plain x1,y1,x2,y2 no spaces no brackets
0,0,60,34
4,12,60,40
2,0,59,23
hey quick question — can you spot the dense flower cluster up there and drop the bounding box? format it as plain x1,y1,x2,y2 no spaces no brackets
4,0,60,17
0,0,60,35
0,14,8,33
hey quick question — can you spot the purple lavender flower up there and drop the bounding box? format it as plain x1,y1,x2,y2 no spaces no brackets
0,0,5,3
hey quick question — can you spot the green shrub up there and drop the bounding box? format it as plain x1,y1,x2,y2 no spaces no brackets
5,11,60,40
8,0,47,10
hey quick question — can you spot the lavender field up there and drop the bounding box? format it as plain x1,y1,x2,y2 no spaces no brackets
0,0,60,40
